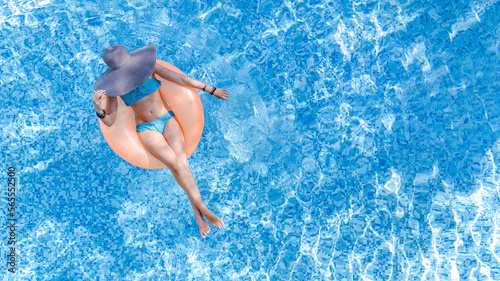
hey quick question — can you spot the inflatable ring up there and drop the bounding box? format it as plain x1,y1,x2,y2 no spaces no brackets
98,60,204,169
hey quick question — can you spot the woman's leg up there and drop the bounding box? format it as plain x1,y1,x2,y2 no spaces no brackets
138,119,223,235
161,118,223,228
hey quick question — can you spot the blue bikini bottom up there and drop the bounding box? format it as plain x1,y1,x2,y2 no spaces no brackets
136,111,175,134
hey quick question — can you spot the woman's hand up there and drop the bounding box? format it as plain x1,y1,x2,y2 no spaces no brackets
93,90,106,110
92,89,117,126
212,88,229,100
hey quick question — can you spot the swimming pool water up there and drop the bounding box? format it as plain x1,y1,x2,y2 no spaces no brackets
1,0,500,280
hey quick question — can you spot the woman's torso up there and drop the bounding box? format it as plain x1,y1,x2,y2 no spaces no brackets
123,75,171,125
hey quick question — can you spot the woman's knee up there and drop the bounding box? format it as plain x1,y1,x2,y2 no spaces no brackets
168,159,187,175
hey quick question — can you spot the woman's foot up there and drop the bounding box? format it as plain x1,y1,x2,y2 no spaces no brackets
203,211,224,228
196,215,211,238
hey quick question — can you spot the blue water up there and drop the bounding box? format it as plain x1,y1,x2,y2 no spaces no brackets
1,0,500,280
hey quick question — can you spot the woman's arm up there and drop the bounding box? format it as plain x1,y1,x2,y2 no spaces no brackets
153,63,229,100
92,90,118,126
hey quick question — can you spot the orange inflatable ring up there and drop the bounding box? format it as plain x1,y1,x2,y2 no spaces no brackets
98,60,204,169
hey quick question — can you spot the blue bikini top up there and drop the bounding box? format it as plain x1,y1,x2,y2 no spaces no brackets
121,78,161,106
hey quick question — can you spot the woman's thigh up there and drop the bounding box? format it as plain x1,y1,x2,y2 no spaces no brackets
163,117,187,161
138,130,179,168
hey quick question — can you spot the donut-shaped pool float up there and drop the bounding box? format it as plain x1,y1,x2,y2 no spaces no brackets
98,60,204,169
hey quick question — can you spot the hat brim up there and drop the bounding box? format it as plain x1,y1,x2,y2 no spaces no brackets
94,44,157,97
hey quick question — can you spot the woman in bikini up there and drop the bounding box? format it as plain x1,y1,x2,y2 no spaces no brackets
92,44,227,238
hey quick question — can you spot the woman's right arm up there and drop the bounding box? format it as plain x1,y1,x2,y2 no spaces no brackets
92,90,117,127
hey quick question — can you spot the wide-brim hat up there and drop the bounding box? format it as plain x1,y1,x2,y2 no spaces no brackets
94,44,157,97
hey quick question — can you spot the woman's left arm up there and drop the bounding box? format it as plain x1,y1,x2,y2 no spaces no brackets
154,63,229,100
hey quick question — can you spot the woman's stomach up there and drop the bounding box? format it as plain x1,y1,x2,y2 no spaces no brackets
130,91,171,124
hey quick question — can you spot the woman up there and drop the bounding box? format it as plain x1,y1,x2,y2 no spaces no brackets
92,44,227,238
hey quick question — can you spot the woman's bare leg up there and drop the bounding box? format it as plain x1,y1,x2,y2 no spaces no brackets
161,118,223,228
138,119,223,235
